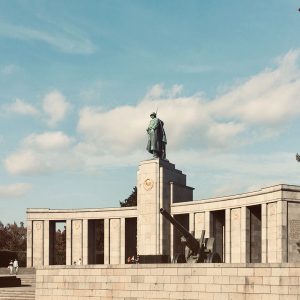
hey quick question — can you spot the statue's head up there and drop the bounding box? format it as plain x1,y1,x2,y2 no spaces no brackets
150,112,156,118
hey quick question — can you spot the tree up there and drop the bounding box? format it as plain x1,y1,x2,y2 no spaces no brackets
0,222,26,251
55,228,66,265
120,186,137,207
0,221,27,266
0,221,10,249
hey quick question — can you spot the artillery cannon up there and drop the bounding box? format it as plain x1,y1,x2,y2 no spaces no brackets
160,208,221,263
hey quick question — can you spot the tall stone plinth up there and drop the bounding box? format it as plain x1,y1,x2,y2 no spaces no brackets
137,159,193,261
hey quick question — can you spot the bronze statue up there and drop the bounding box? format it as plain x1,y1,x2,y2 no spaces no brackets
146,112,167,159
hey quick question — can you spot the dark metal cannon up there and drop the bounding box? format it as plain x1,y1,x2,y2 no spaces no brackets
160,208,221,263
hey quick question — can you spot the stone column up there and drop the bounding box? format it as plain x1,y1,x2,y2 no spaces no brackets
43,220,49,266
225,209,231,263
194,212,205,239
240,206,250,263
72,220,83,264
109,219,121,264
26,220,33,267
277,200,287,263
189,213,195,236
204,211,211,237
120,218,125,264
170,217,174,261
261,203,267,263
66,219,72,265
32,221,44,267
82,219,88,265
267,202,277,262
231,208,241,263
104,219,109,264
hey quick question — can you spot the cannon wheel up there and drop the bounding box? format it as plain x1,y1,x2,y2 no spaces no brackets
172,253,186,263
206,252,222,263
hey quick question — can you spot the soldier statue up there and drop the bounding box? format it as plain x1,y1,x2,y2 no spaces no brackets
146,112,167,159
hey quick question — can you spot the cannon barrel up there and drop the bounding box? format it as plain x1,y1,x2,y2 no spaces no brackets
160,208,199,254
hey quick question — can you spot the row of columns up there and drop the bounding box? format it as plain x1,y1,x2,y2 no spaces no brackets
187,201,287,263
27,218,128,267
27,201,288,266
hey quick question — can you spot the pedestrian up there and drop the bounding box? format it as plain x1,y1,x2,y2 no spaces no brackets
77,258,82,265
7,260,13,275
13,258,19,275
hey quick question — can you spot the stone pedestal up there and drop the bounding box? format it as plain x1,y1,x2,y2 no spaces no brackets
137,159,193,260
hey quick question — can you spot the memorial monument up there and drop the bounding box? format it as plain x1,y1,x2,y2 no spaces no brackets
27,112,300,267
28,112,300,299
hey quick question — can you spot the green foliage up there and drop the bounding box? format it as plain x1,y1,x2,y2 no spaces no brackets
0,221,26,252
0,221,27,266
55,228,66,265
120,186,137,207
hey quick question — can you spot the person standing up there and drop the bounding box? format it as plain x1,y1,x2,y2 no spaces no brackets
7,260,13,275
13,259,19,275
146,112,167,159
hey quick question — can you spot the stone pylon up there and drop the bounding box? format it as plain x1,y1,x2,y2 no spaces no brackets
136,158,193,262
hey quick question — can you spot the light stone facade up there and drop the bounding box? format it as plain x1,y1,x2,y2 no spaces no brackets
27,158,300,267
35,263,300,300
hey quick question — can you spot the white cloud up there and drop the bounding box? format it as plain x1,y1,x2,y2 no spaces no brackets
43,90,71,126
144,84,165,99
4,131,77,175
4,150,48,175
0,21,95,54
23,131,73,151
0,183,32,198
4,99,39,116
5,50,300,181
77,50,300,157
210,50,300,125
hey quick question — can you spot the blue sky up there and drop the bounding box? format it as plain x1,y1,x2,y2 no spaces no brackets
1,0,300,224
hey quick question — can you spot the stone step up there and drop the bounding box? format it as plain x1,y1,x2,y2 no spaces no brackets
0,293,34,296
0,269,35,300
0,287,35,300
0,294,35,300
0,268,35,275
0,295,35,300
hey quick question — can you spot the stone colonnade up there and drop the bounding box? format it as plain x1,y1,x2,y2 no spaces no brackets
27,159,300,266
174,200,288,263
26,208,137,267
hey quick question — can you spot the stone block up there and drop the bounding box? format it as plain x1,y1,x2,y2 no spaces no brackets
221,284,237,293
214,275,230,284
222,268,238,276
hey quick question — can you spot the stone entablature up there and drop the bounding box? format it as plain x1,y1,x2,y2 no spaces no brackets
172,184,300,214
27,206,138,220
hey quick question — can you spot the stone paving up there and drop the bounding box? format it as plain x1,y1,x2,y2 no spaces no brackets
0,269,35,300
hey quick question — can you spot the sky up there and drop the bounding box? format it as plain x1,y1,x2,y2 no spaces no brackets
1,0,300,224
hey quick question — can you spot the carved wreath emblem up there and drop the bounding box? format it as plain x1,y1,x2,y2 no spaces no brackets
74,221,81,230
35,222,41,230
143,178,154,191
232,210,240,220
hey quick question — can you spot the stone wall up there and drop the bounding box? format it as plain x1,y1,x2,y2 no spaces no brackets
36,263,300,300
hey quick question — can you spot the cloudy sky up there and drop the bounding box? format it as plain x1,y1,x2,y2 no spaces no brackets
1,0,300,224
